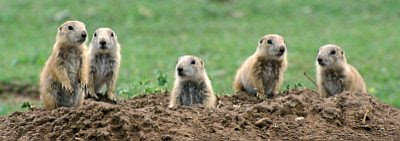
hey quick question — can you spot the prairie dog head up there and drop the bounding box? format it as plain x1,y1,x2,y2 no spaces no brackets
316,44,347,68
90,28,120,53
57,21,87,46
175,55,206,81
257,34,287,59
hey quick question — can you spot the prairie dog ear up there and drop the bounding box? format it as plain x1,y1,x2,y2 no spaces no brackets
318,46,322,53
199,58,204,66
259,37,265,44
336,47,344,55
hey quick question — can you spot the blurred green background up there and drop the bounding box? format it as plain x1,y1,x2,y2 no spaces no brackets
0,0,399,115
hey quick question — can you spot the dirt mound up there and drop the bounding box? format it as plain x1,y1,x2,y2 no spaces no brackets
1,89,399,140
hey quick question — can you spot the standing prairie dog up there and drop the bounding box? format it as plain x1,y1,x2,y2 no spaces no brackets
86,28,121,102
316,44,367,97
169,55,217,108
40,21,88,110
234,34,288,99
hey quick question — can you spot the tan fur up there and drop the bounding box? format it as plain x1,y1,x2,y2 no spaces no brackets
169,55,217,108
234,34,288,99
40,21,88,110
86,28,121,102
316,44,367,97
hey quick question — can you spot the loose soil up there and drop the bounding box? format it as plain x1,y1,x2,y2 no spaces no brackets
0,89,399,141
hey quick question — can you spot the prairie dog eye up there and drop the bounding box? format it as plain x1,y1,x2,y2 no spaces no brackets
267,39,273,45
68,26,74,30
191,60,196,65
94,33,97,37
330,50,336,55
111,32,114,37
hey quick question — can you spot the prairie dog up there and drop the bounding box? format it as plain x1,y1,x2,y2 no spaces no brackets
316,44,367,97
40,21,88,110
234,34,288,99
86,28,121,102
169,55,217,108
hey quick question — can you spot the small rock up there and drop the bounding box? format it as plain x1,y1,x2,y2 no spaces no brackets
295,117,305,121
54,10,70,21
138,5,152,18
231,10,245,18
255,117,272,128
161,134,172,141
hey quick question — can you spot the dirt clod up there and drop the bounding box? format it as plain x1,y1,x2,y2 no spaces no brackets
0,89,399,140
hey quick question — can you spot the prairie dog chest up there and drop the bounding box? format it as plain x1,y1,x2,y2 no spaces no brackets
323,70,346,96
177,80,207,106
58,47,82,81
91,53,116,80
255,59,281,84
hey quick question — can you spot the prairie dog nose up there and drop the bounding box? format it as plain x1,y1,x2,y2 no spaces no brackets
99,40,106,46
317,58,323,63
279,47,285,53
177,68,183,72
81,33,87,38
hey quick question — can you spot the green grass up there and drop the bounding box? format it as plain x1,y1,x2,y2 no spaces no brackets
0,0,399,115
0,102,32,115
0,94,41,115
